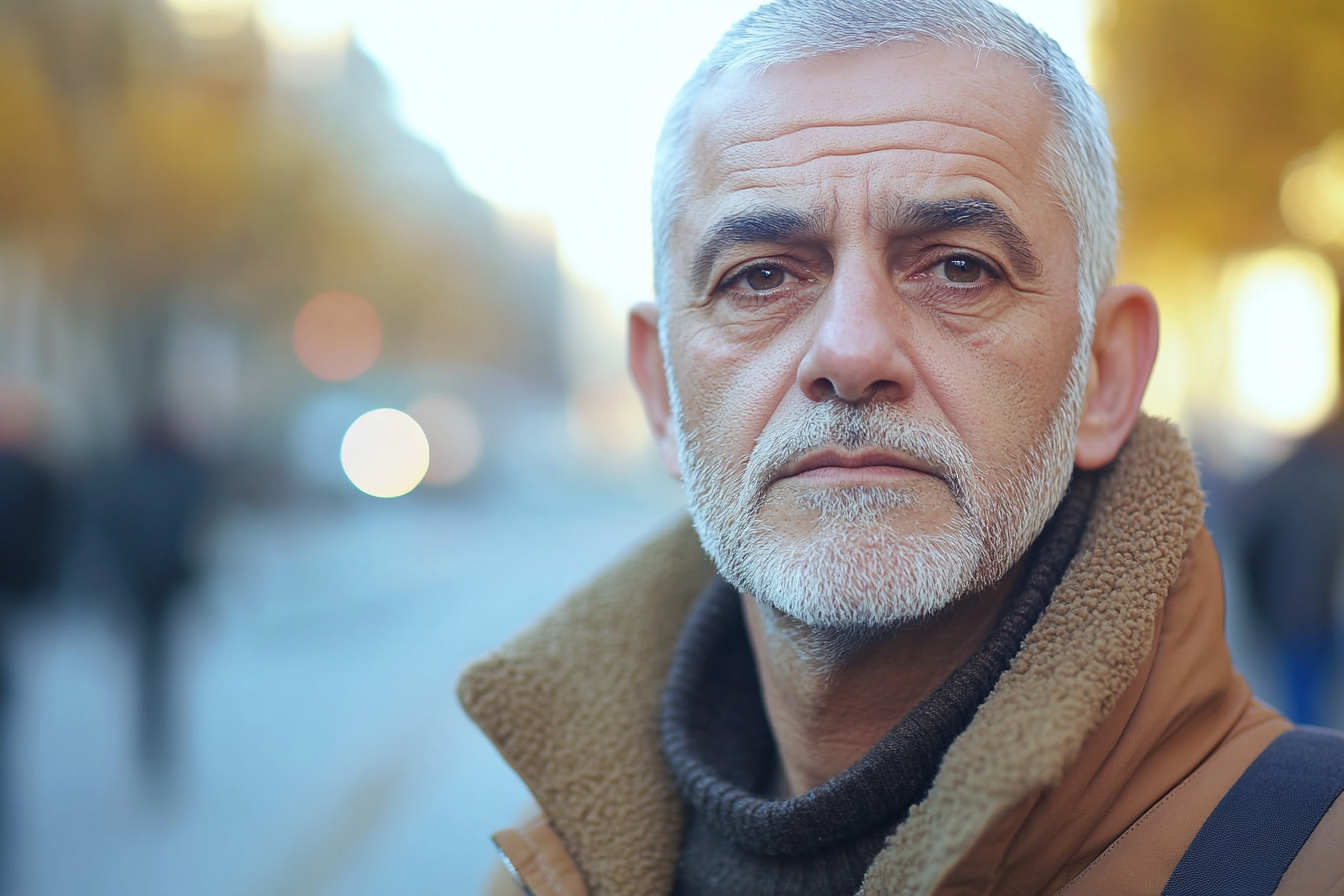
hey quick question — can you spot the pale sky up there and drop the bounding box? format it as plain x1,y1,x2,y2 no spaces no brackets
344,0,1097,313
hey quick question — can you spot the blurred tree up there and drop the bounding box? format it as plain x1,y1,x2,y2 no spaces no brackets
1095,0,1344,259
1094,0,1344,439
0,0,563,452
0,25,85,264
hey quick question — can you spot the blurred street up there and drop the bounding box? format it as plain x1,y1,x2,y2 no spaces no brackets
6,480,684,896
0,1,1341,894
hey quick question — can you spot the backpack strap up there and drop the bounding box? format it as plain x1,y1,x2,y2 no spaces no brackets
1162,726,1344,895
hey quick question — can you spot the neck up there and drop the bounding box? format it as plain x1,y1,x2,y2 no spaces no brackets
741,566,1022,797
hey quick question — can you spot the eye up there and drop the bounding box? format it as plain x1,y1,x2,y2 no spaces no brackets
744,266,787,290
936,256,993,283
720,262,804,295
898,251,1004,312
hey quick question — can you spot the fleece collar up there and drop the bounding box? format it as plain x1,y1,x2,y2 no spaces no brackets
459,416,1219,895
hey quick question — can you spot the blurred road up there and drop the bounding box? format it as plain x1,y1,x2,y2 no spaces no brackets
7,478,685,896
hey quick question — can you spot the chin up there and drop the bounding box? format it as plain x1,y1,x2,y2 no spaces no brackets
713,503,989,631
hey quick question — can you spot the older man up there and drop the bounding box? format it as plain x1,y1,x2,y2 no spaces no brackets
460,1,1344,893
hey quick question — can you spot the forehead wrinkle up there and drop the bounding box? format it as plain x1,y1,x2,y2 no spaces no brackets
716,172,874,198
717,147,1024,181
718,118,1018,157
707,124,1032,197
712,120,1022,182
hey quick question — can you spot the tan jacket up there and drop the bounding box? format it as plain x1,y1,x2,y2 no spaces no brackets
459,416,1344,895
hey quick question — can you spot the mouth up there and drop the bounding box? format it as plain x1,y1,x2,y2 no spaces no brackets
771,449,944,487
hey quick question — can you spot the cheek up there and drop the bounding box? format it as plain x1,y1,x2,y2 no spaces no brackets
671,325,805,450
920,315,1078,470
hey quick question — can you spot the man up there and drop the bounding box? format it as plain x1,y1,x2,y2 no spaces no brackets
460,1,1344,893
1238,413,1344,726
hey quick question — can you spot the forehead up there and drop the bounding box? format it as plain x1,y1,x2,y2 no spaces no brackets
676,41,1062,256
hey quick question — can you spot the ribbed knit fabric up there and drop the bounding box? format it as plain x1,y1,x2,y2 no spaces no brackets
661,472,1097,896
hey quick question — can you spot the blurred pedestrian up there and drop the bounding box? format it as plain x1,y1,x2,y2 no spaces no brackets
95,416,210,792
0,444,60,611
1238,414,1344,725
0,382,61,893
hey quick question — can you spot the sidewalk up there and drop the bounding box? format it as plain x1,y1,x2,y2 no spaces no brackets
8,483,684,896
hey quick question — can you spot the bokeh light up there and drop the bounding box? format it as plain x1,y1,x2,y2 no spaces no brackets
1281,132,1344,248
339,408,429,498
292,291,382,382
257,0,352,49
161,0,253,40
1225,247,1340,436
408,395,482,486
257,0,353,85
0,378,46,448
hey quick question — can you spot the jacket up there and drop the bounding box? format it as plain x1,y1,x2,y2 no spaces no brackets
458,416,1344,894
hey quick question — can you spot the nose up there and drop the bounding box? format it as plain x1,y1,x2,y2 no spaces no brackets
796,260,916,404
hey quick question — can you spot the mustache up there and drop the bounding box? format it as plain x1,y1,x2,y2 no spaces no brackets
739,402,977,511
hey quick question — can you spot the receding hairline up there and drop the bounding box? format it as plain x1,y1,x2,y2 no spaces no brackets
684,36,1056,148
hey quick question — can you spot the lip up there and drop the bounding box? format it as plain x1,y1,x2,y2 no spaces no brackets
772,449,942,485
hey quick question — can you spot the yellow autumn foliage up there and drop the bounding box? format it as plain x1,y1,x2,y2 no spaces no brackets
1095,0,1344,266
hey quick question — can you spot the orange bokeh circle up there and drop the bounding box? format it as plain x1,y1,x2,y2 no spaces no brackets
292,291,382,381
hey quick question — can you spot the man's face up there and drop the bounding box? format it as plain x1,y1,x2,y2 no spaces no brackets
660,42,1087,629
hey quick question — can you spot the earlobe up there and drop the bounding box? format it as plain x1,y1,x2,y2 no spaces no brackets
1074,285,1161,470
627,303,683,478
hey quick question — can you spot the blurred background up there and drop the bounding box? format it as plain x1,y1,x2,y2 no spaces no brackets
0,0,1340,893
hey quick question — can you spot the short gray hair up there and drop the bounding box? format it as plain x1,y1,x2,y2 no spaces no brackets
651,0,1117,339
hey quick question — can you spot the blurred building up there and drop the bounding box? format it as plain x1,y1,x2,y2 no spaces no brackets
0,0,566,493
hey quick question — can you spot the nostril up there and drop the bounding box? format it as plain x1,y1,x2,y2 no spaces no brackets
805,376,839,402
807,376,906,405
869,379,902,397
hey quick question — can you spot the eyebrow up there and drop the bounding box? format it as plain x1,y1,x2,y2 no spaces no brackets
686,196,1044,296
689,206,828,295
880,197,1043,280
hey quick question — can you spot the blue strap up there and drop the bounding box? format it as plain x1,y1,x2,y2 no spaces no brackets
1162,727,1344,895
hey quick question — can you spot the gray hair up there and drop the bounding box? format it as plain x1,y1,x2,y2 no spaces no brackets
651,0,1117,340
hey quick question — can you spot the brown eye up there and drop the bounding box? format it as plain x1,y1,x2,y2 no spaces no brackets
942,257,984,283
744,266,786,290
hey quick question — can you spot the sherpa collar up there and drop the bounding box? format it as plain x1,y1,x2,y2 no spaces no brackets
458,415,1237,895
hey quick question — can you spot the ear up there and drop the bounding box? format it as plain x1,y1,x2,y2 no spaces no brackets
628,302,682,478
1074,284,1160,470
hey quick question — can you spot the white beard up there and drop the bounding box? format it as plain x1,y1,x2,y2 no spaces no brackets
669,341,1089,631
